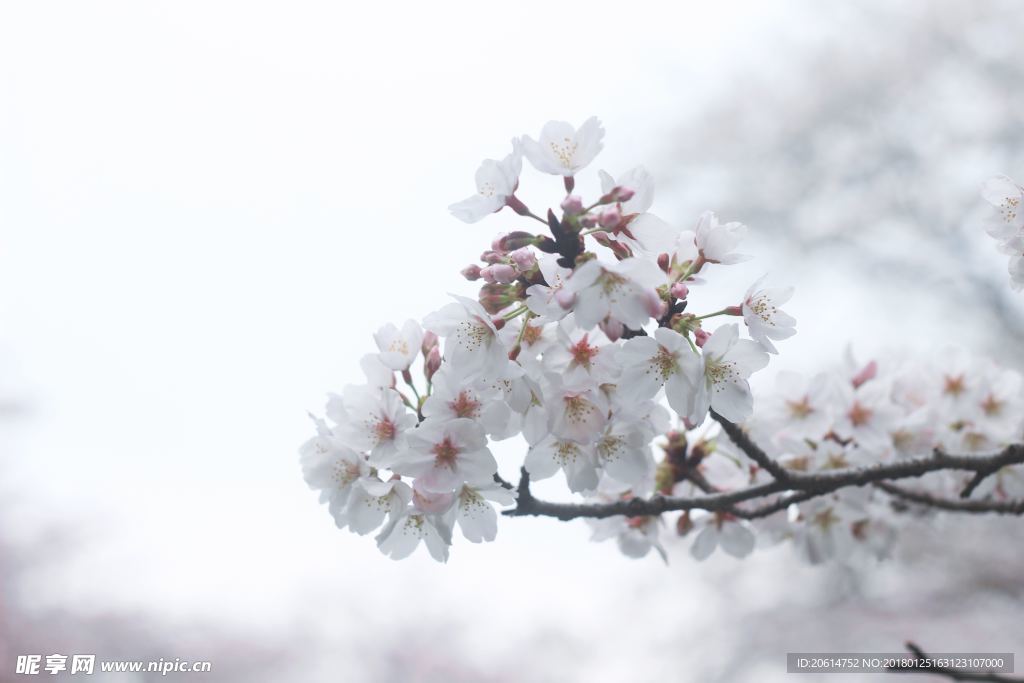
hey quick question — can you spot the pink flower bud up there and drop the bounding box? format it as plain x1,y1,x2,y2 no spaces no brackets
614,186,635,202
561,195,585,215
480,250,503,264
670,282,689,300
694,328,710,347
555,288,576,310
496,231,537,252
599,185,636,204
599,318,623,341
852,360,878,388
482,263,517,284
657,253,670,273
425,345,442,380
421,331,438,356
509,246,536,271
598,206,622,229
461,264,482,281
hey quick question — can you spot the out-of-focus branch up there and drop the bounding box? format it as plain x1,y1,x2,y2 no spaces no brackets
877,482,1024,516
504,416,1024,521
887,642,1024,682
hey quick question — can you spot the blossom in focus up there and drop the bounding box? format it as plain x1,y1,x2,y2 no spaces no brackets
449,142,523,223
373,320,424,370
683,324,769,424
741,276,796,353
692,210,750,265
525,435,600,493
391,418,498,493
525,255,573,321
521,117,604,177
617,327,699,418
451,481,517,543
331,385,416,466
567,257,666,329
299,417,371,528
376,507,451,562
424,294,509,375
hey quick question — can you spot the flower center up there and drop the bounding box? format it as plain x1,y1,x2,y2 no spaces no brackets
372,417,396,444
652,346,679,382
455,318,492,352
705,358,739,388
564,395,597,425
449,391,481,419
554,440,582,466
847,401,872,427
981,394,1003,416
787,397,814,419
746,295,777,324
549,136,578,169
943,374,966,397
569,335,599,370
432,437,460,469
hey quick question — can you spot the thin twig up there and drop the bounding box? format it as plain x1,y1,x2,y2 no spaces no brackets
887,642,1024,682
876,482,1024,515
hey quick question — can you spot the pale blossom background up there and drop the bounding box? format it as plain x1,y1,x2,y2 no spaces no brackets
1,1,1023,681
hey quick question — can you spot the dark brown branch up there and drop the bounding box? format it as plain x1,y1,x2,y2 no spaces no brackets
876,482,1024,515
960,465,999,499
710,410,793,483
887,642,1024,682
505,436,1024,521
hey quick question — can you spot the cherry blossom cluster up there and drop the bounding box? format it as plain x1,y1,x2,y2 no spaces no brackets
981,175,1024,291
300,118,797,562
599,349,1024,564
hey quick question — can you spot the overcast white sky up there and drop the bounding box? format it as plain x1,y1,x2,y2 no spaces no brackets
5,2,1001,680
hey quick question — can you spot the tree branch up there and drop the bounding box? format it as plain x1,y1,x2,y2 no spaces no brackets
710,409,793,483
504,426,1024,521
876,482,1024,515
887,642,1024,682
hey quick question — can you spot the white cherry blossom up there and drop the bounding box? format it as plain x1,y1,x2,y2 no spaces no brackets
373,319,424,371
391,418,498,493
693,210,750,265
525,435,600,493
299,417,371,528
521,117,604,176
741,276,796,353
617,327,699,416
375,507,451,562
420,362,511,436
451,481,517,543
690,514,757,561
683,324,769,424
449,142,523,223
332,385,416,466
525,255,573,321
567,257,666,330
424,294,509,375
